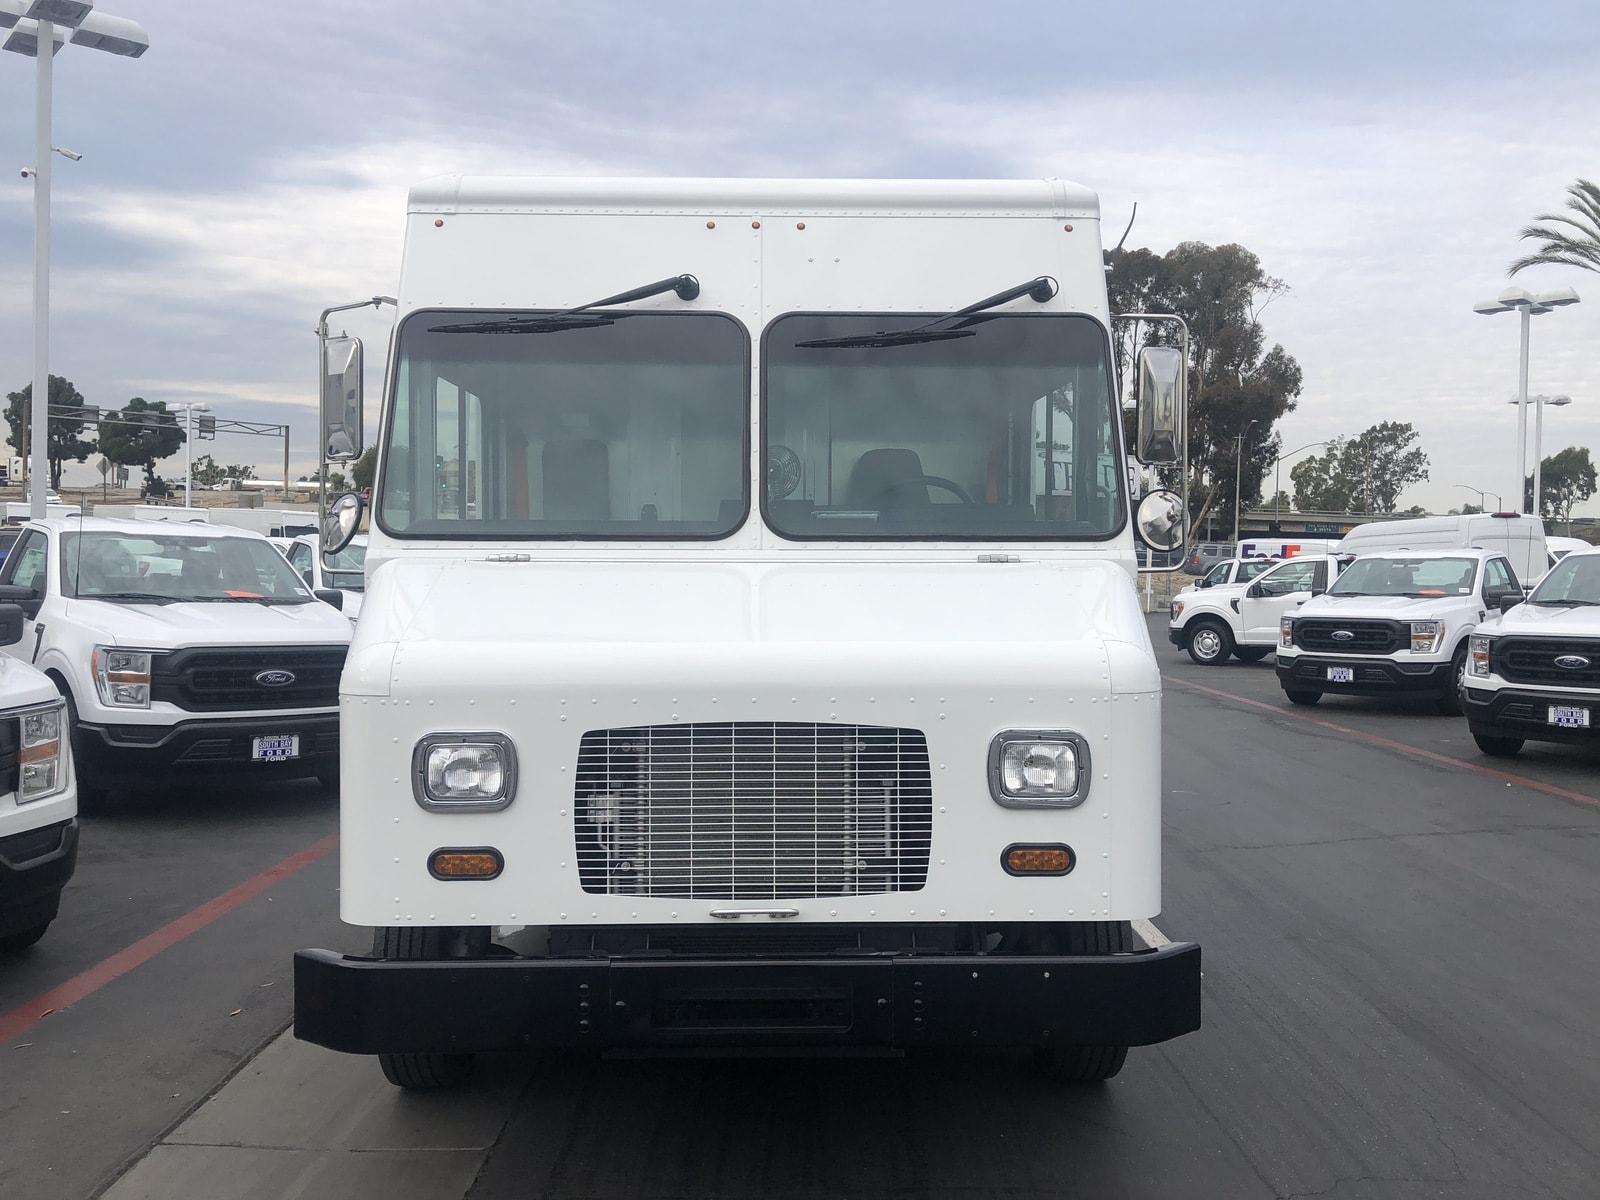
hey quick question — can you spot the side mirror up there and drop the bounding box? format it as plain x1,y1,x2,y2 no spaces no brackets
0,583,41,621
0,602,23,647
299,568,314,587
321,335,364,462
1499,594,1522,613
1135,345,1186,465
1245,582,1264,599
323,491,364,555
314,587,345,612
1310,587,1325,597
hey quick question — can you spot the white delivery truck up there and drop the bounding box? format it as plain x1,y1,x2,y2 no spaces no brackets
1236,537,1337,560
293,177,1202,1088
208,508,320,538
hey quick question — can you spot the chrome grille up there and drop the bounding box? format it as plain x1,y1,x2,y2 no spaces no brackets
1294,619,1403,654
573,722,933,900
1495,637,1600,686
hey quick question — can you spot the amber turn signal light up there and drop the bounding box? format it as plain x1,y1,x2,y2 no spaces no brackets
428,848,504,880
1001,844,1074,876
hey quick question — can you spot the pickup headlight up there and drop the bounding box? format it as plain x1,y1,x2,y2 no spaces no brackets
412,733,516,811
1280,616,1295,649
1170,600,1184,621
17,700,68,803
1409,620,1445,654
93,647,152,708
1470,634,1492,677
988,731,1090,808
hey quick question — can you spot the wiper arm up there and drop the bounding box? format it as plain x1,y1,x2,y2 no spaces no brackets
429,273,700,334
1530,597,1600,606
77,591,176,605
796,275,1058,349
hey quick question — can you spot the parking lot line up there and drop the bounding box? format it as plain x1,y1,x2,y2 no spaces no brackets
0,832,338,1046
1163,674,1600,813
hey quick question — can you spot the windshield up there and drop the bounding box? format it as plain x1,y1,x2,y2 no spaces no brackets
1238,560,1279,581
1329,556,1478,597
324,540,366,591
63,532,313,603
379,310,747,538
1530,554,1600,605
762,313,1121,539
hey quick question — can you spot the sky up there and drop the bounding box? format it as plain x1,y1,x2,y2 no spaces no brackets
0,0,1595,515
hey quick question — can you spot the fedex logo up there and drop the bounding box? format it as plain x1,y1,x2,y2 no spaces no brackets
1240,542,1303,559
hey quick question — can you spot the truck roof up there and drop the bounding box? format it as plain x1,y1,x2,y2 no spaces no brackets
408,176,1101,219
25,515,272,541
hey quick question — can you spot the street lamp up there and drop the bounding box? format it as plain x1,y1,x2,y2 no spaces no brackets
1453,483,1502,513
1473,285,1581,516
1232,419,1257,544
0,0,148,519
1268,440,1331,524
1505,393,1571,516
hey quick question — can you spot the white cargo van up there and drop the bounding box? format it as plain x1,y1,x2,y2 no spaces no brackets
1337,514,1545,585
207,508,320,538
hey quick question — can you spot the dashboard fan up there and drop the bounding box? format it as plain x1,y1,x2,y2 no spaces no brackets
767,445,803,499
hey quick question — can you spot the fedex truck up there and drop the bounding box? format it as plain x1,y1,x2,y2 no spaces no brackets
293,177,1202,1089
1237,538,1337,560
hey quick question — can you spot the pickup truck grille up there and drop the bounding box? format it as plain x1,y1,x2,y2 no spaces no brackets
0,715,17,797
573,722,933,901
1294,619,1403,654
1494,638,1600,687
150,646,347,712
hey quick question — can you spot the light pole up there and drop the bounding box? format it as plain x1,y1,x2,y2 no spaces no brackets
1269,440,1330,524
1453,483,1502,513
1474,286,1581,516
1232,419,1257,544
176,402,208,508
0,1,148,519
1505,393,1571,517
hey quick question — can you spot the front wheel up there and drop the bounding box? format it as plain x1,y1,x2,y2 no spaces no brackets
0,921,51,953
1435,645,1468,716
55,683,110,811
373,927,479,1090
1032,1044,1128,1083
1233,646,1272,664
1473,732,1524,757
1284,690,1322,706
1185,620,1234,666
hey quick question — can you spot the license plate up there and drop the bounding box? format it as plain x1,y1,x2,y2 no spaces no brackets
1548,706,1590,729
1326,667,1354,683
252,734,300,761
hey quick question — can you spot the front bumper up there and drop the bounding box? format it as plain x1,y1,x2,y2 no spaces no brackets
294,942,1202,1054
75,713,338,777
1276,654,1451,696
1462,684,1600,744
0,818,78,936
1167,626,1185,648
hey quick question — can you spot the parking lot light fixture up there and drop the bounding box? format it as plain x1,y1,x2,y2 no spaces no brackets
1474,287,1582,516
1269,440,1330,525
1453,483,1502,513
0,0,149,517
1506,394,1573,517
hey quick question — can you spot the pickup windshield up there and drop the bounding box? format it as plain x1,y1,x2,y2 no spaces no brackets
323,540,366,592
1530,554,1600,605
763,313,1122,539
379,310,748,538
63,532,313,603
1328,556,1479,597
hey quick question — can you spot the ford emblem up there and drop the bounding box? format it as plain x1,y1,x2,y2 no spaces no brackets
254,669,297,687
1554,655,1591,670
1331,630,1355,642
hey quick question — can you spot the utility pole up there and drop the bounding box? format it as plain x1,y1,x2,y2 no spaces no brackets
1232,419,1258,544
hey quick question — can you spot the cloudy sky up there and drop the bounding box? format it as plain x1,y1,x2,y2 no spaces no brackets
0,0,1595,514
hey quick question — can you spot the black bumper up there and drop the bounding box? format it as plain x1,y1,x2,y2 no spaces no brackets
76,714,338,777
294,942,1202,1055
1462,685,1600,745
1276,654,1452,696
0,818,78,935
1167,626,1185,648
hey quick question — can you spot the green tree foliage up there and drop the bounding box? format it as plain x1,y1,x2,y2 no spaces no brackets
1524,445,1596,522
1289,422,1430,514
99,397,184,491
1107,242,1303,538
351,446,378,491
1509,179,1600,276
4,375,96,489
191,453,227,487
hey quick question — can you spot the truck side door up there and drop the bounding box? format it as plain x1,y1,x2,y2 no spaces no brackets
1237,557,1325,644
0,528,49,664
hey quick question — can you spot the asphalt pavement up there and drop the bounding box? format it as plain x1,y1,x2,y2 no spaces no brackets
5,613,1599,1198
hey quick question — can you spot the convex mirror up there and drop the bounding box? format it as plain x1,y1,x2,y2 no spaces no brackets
1134,489,1185,552
324,492,363,555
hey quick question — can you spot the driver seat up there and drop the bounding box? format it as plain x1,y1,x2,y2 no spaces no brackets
846,448,929,508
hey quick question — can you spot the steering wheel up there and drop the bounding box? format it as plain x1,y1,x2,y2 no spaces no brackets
869,475,975,506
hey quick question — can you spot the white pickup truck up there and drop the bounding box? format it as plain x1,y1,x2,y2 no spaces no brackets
1276,549,1524,712
1168,554,1344,665
1461,545,1600,756
1175,556,1282,599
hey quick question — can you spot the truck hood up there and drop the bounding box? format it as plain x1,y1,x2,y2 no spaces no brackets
346,557,1158,695
64,597,353,648
0,654,64,709
1298,594,1476,619
1482,602,1600,639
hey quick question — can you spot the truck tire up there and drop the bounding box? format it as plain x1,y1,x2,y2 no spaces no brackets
1284,690,1322,706
0,920,51,953
1025,921,1132,1083
55,683,110,811
373,927,477,1090
1435,645,1468,716
1472,732,1524,758
1232,647,1271,664
1185,620,1234,666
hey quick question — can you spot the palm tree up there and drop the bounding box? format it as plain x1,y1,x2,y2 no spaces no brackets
1508,179,1600,276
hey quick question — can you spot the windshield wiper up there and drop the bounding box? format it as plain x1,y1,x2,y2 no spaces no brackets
795,275,1058,349
1530,597,1600,606
429,274,700,334
76,592,176,605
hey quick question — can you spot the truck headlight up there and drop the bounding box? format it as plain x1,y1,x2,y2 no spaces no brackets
18,700,68,803
92,647,151,708
1410,620,1444,654
988,731,1090,808
1470,634,1492,677
411,733,516,811
1170,600,1184,620
1280,616,1294,649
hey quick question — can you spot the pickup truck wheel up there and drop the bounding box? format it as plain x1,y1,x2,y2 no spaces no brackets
1185,620,1234,666
373,927,477,1090
0,921,50,953
1032,1044,1129,1083
1435,645,1468,716
55,684,110,811
1232,647,1271,663
1472,732,1524,757
1284,690,1322,706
